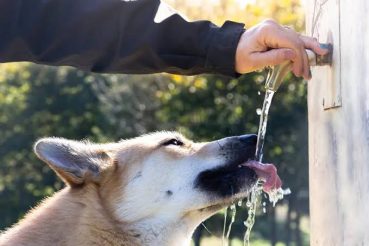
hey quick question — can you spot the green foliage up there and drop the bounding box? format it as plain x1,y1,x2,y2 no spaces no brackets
0,64,105,228
0,63,309,245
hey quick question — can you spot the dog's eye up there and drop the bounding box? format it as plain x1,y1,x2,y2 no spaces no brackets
162,139,184,147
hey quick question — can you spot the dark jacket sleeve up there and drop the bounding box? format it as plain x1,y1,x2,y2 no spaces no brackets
0,0,245,77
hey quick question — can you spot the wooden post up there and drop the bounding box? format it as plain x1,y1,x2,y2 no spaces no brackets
305,0,369,245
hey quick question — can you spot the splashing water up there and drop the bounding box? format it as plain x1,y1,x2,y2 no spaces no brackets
222,204,237,246
226,204,237,240
222,207,228,246
223,200,244,245
243,180,263,246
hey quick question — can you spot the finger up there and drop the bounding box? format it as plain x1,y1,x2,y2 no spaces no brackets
292,43,308,78
250,48,296,69
300,35,328,55
286,34,304,78
301,47,310,80
293,45,305,78
276,31,305,77
261,24,305,76
282,34,313,78
289,35,305,77
291,49,304,78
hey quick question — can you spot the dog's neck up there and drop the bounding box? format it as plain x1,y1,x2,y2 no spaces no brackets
128,216,196,246
0,187,138,246
0,187,198,246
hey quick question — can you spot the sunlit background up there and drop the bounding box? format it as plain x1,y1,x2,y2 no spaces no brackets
0,0,309,245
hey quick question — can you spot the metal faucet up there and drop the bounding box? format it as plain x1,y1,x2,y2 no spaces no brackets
265,43,333,92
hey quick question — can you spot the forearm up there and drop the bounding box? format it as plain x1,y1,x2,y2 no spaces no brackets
0,0,244,76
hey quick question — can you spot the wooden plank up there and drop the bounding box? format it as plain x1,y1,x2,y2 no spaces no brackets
306,0,369,245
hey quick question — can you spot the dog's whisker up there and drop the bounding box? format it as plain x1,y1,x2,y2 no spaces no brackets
201,222,214,236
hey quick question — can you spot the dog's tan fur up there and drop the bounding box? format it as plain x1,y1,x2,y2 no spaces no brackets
0,160,139,245
0,131,256,246
0,188,138,245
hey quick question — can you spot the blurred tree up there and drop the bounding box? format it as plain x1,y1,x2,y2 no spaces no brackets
0,64,106,227
165,0,304,30
91,74,171,139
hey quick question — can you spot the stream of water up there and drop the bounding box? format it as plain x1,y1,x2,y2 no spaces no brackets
242,87,291,246
255,89,275,162
223,80,290,246
243,88,275,246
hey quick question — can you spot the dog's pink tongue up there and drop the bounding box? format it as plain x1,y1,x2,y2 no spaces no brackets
244,161,282,192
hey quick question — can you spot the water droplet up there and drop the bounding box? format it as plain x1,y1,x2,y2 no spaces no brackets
256,108,262,115
225,203,237,245
283,188,292,195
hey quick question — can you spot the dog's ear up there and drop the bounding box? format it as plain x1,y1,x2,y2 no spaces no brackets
34,138,112,186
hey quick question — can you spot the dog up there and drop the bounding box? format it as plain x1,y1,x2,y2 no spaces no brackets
0,131,280,246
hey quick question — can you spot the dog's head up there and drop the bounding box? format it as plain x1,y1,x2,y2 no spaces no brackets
34,131,257,227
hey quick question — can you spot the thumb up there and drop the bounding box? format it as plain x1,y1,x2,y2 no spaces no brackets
251,48,296,69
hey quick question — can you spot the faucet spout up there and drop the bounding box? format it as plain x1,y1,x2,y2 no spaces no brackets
265,43,333,92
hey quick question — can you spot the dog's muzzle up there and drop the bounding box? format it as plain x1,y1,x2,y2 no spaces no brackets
194,134,258,198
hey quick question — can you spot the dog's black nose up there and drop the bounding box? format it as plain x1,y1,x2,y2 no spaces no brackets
238,134,257,145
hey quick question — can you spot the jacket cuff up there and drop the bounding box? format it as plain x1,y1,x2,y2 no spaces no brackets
205,21,245,77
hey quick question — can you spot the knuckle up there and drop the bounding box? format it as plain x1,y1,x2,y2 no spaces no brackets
263,19,277,25
258,25,268,34
259,22,274,33
304,37,315,45
258,19,277,32
296,39,304,48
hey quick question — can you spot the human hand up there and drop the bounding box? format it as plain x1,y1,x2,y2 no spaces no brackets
235,19,328,80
